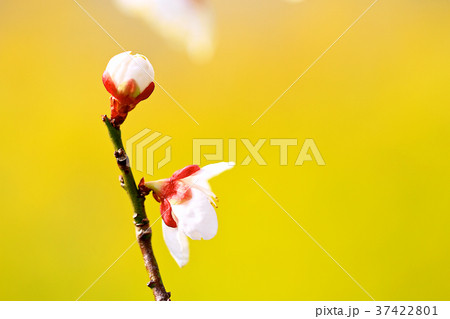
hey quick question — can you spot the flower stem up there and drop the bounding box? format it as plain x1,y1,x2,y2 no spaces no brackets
102,115,171,301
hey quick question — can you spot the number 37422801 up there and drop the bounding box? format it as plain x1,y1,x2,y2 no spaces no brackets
375,306,438,316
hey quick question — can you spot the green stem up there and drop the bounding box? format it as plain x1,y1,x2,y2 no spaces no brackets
103,116,171,301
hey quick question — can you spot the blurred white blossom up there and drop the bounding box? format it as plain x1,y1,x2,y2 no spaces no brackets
114,0,215,63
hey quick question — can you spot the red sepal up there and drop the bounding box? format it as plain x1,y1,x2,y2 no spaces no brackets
103,72,155,126
102,72,117,97
103,71,155,107
161,181,192,204
109,96,129,126
134,81,155,105
160,199,177,228
138,177,151,196
171,165,200,180
152,191,161,203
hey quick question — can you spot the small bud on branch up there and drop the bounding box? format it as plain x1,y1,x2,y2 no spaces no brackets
103,51,155,127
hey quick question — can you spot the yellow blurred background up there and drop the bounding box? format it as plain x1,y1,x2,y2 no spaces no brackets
0,0,449,300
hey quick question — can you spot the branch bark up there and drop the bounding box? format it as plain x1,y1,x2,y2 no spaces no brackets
102,115,171,301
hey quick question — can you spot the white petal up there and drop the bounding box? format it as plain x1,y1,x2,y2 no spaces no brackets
198,162,235,181
162,222,189,267
185,161,235,192
124,53,154,91
106,51,154,92
171,188,218,241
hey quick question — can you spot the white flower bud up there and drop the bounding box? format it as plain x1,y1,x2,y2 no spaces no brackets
102,51,155,107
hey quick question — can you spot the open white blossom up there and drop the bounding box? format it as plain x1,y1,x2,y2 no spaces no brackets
143,162,234,267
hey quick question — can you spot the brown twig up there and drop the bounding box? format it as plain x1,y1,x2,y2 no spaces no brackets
103,115,171,301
